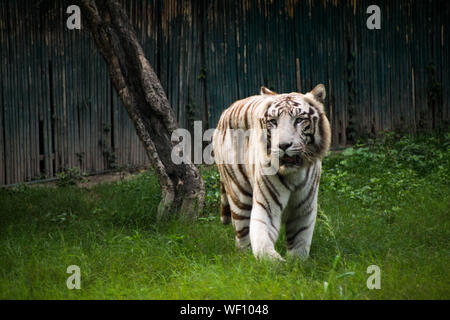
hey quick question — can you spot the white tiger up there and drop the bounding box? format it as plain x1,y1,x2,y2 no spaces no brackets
212,84,331,260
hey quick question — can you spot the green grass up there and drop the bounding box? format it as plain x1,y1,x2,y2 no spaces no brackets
0,132,449,299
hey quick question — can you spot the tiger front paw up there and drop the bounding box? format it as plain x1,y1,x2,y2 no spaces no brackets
253,248,285,262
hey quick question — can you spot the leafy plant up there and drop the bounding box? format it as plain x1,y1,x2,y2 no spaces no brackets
55,166,88,187
202,167,221,211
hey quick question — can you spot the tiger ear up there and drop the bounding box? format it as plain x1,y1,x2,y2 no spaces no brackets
308,84,326,103
260,86,277,95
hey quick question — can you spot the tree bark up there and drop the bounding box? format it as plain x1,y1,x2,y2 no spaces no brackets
78,0,205,219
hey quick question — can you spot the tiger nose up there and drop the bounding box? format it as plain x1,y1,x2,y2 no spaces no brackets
279,143,292,151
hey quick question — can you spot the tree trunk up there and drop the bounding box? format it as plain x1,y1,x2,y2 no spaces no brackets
78,0,204,219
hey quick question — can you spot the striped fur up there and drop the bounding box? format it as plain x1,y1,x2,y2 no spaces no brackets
213,84,331,261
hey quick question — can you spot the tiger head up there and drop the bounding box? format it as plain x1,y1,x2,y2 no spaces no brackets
260,84,331,173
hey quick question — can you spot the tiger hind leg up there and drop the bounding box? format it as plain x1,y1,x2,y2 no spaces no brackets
220,182,231,225
232,208,251,250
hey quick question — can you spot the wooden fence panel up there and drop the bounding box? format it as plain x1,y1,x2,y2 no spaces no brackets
0,0,449,185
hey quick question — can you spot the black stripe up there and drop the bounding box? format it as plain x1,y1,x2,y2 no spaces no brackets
306,133,315,145
286,221,314,247
257,179,272,217
277,173,292,191
228,106,237,129
253,218,277,244
252,218,267,226
268,229,276,244
295,169,319,210
231,209,250,220
237,164,251,188
244,102,254,129
302,179,320,214
304,166,314,185
292,165,312,191
262,174,280,197
312,116,317,136
261,175,283,210
257,179,281,238
255,200,268,212
221,125,227,143
221,203,231,218
223,164,252,197
227,188,252,211
257,179,281,237
235,227,249,239
317,113,327,154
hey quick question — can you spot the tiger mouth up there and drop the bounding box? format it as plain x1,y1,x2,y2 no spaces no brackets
280,155,303,166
